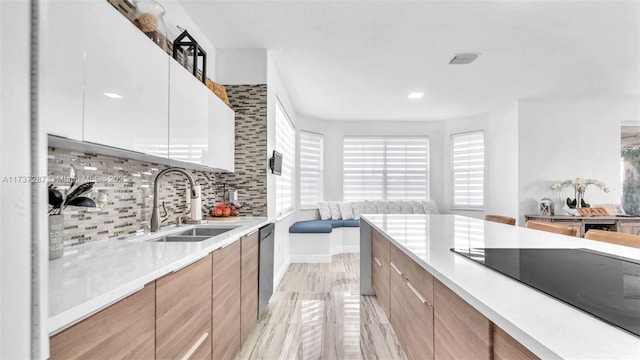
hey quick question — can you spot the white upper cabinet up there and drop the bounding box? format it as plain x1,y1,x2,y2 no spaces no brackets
82,1,169,157
205,92,235,172
168,61,208,164
42,0,86,140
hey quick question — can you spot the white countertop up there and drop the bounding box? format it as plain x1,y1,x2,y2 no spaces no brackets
361,214,640,360
49,217,270,335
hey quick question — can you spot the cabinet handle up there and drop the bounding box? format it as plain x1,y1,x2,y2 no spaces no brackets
390,262,402,276
407,281,431,307
373,257,382,267
181,331,209,360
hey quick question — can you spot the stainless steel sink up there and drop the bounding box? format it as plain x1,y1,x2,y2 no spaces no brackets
176,227,239,237
153,235,212,242
150,226,239,242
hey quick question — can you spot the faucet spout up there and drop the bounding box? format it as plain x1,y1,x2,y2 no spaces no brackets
150,167,199,232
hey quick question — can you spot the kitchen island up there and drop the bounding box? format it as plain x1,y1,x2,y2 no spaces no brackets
360,214,640,359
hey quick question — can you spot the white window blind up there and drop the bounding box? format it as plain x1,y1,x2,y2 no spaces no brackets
299,131,324,208
343,137,430,201
275,101,295,216
451,131,485,209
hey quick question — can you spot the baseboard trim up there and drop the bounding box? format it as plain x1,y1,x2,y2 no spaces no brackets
330,245,360,255
273,256,291,291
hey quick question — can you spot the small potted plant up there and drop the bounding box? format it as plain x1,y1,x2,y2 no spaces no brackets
48,181,97,260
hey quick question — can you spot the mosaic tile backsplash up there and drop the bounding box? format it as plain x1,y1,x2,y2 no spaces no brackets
48,148,222,247
48,84,269,247
217,84,268,217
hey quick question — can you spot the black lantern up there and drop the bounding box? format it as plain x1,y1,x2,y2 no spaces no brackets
172,29,207,84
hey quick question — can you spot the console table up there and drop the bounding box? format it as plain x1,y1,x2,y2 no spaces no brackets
524,215,640,237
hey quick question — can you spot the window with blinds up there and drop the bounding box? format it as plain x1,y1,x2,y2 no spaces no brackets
451,131,485,209
299,131,324,208
343,137,430,201
275,101,295,216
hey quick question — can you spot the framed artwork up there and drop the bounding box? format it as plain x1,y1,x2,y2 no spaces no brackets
613,204,626,216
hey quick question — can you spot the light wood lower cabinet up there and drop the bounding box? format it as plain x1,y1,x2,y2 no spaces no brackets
211,240,242,359
50,284,155,360
156,255,212,360
493,325,540,360
371,229,390,315
389,245,434,360
434,279,491,360
240,230,259,345
373,233,537,360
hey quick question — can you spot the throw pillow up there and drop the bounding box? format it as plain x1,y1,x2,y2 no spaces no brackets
376,200,390,214
422,200,440,214
388,200,402,214
318,201,332,220
364,200,378,214
411,200,425,214
338,202,354,220
351,201,365,219
328,201,342,220
400,200,414,214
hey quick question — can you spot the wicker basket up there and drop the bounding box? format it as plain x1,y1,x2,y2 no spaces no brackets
206,78,231,107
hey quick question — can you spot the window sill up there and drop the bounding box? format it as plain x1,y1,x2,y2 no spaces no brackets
450,207,484,212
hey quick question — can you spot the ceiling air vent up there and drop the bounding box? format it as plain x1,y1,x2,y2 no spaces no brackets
449,53,479,65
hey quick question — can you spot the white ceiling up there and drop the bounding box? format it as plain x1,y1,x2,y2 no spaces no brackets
180,0,639,121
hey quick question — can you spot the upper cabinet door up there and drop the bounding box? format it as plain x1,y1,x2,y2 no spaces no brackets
205,92,235,172
168,61,208,164
42,0,86,140
82,1,169,157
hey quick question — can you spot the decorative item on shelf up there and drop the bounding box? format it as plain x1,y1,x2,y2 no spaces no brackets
133,0,167,51
48,179,97,260
172,28,207,84
551,178,609,209
206,78,231,106
538,197,554,216
108,0,136,20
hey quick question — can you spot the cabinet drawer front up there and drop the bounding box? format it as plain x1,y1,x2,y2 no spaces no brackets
404,279,434,360
372,229,390,264
390,244,433,305
493,325,539,360
371,255,390,315
241,231,260,345
434,279,490,360
50,284,155,360
212,240,242,360
156,255,212,360
389,267,408,353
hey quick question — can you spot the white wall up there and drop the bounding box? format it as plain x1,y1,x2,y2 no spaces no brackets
518,97,640,222
1,1,36,357
442,114,489,219
215,48,267,85
267,51,297,287
486,101,519,222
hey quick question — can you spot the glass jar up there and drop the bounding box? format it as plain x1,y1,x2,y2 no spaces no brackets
133,0,167,52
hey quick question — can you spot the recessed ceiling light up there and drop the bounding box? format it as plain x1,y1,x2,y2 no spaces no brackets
103,92,123,99
408,92,424,100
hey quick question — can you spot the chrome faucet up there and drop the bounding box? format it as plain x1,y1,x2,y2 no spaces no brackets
150,167,199,232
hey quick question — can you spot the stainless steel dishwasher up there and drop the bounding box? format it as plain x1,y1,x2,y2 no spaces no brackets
258,223,275,318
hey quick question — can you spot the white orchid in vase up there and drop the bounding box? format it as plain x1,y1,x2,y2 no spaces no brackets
551,178,610,208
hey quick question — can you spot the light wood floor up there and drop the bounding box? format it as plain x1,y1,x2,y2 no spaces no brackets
237,253,407,360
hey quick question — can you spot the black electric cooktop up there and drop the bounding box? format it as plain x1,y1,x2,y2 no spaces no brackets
451,248,640,337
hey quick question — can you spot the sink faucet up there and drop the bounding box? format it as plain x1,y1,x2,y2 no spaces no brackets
151,167,199,232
